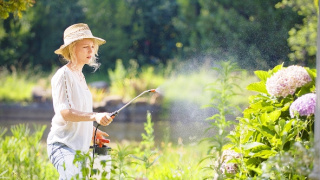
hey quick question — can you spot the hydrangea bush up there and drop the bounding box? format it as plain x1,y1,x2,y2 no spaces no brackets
225,64,316,179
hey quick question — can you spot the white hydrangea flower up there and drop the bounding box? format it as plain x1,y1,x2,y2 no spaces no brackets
266,65,312,97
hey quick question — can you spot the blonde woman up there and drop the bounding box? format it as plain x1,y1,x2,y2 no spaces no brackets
47,23,113,179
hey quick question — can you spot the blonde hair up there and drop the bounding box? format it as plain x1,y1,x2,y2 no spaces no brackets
59,38,101,71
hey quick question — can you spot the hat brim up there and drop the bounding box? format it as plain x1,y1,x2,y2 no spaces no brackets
54,37,106,55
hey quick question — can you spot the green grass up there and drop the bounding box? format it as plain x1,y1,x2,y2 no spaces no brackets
0,67,53,103
0,70,35,103
0,124,211,179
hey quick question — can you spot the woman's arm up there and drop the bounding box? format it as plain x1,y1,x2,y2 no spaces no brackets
60,109,113,126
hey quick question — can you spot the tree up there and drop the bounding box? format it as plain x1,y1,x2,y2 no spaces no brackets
174,0,301,70
79,0,136,70
0,0,35,19
0,15,33,69
80,0,179,69
0,0,306,71
27,0,85,70
129,0,179,65
276,0,317,67
172,0,201,56
0,0,85,70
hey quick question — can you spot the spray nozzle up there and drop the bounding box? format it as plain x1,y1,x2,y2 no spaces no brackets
149,89,156,93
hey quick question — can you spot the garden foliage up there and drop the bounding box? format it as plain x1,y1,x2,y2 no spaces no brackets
200,61,243,180
73,111,207,180
0,124,58,179
225,64,316,179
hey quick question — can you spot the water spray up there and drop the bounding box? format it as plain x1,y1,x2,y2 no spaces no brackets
91,89,157,176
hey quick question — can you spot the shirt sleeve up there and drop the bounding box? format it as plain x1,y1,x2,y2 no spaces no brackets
51,68,75,113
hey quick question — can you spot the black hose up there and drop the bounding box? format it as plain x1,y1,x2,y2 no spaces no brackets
92,123,100,170
91,112,116,172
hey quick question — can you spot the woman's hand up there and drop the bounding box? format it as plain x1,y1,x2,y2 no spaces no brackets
94,112,113,126
95,127,109,137
93,127,110,147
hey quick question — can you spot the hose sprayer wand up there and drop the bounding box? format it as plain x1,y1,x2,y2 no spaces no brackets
109,89,156,118
92,89,157,168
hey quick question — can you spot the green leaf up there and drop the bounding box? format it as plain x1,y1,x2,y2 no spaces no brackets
306,68,316,81
242,142,270,151
0,170,8,177
279,119,286,129
281,102,291,111
241,129,255,144
282,119,294,136
247,101,263,110
274,125,280,135
246,163,263,174
149,155,161,166
20,148,28,162
269,110,281,122
246,81,268,94
270,63,283,74
260,112,268,124
251,150,277,159
130,155,144,161
296,84,315,97
254,70,269,81
0,127,7,138
260,126,276,139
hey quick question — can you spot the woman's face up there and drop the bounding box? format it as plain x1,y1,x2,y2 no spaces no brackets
73,39,95,65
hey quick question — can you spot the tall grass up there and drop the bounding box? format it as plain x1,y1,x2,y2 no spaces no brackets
73,111,212,180
0,119,210,179
0,123,211,179
0,124,59,179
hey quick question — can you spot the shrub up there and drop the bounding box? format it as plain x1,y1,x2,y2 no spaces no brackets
226,64,316,178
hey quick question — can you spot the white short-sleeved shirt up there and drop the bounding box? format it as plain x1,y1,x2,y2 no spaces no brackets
47,65,93,152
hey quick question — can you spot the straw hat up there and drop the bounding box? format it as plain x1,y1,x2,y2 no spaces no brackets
54,23,106,55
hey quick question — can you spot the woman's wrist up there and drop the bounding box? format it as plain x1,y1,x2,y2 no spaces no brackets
91,112,98,122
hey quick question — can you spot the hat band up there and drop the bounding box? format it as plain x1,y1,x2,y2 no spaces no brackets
63,30,94,45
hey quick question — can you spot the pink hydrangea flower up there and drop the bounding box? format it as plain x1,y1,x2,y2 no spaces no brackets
266,65,312,97
290,93,316,118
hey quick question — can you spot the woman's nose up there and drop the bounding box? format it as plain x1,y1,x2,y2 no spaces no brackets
88,47,93,53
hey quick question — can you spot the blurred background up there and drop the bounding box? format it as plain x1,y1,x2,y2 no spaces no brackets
0,0,317,143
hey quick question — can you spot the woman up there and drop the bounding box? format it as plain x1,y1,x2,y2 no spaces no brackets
47,23,113,179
